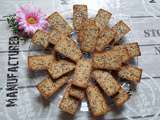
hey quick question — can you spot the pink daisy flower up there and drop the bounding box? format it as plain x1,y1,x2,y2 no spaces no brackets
16,4,48,36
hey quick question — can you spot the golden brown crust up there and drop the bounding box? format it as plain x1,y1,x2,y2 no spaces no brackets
47,60,75,79
96,27,116,51
68,85,85,100
32,30,49,48
92,70,121,96
55,36,82,62
112,42,141,59
111,20,131,43
118,65,142,84
78,19,99,52
36,76,67,99
49,29,65,45
113,87,129,107
125,42,141,58
86,84,110,117
95,9,112,30
72,58,92,88
112,45,130,63
47,12,73,35
73,4,88,31
93,50,122,70
28,55,54,71
59,84,80,115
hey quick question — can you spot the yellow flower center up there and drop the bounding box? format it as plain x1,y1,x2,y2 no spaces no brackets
27,17,37,24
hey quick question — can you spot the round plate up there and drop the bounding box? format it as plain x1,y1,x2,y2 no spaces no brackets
25,9,160,120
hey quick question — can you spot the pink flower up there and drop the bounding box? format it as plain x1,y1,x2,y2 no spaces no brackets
16,4,48,36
